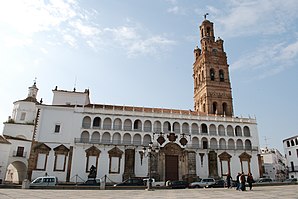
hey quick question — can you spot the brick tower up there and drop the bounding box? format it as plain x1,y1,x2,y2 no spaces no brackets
193,18,233,116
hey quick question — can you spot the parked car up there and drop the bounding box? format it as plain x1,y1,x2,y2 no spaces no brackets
283,178,297,183
167,180,189,189
79,178,101,186
211,179,225,188
30,176,58,187
143,178,165,187
114,178,145,186
255,178,273,183
189,178,215,188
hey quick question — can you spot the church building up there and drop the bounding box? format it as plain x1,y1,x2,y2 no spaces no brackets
1,19,261,184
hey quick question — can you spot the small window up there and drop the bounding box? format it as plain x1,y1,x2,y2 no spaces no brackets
20,112,26,121
291,140,295,146
289,151,292,156
203,141,208,149
54,124,61,133
219,70,224,82
296,149,298,158
287,141,290,147
295,138,298,145
210,69,215,81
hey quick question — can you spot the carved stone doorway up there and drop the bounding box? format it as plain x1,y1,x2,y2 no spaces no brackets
165,155,178,181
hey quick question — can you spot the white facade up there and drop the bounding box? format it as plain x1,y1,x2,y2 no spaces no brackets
283,135,298,179
0,136,10,184
260,148,286,181
27,89,260,183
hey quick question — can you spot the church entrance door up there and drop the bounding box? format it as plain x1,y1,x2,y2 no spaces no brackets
165,155,178,181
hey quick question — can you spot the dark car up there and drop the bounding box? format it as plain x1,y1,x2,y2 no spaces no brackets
168,180,189,189
114,178,145,186
283,178,297,183
210,179,225,188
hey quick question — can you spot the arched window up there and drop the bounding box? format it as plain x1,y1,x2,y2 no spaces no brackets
103,118,112,130
102,132,111,144
207,27,210,36
202,137,208,149
154,121,161,132
218,125,225,136
182,123,189,134
219,138,226,149
201,29,204,38
143,134,151,146
91,131,100,143
93,117,101,128
243,126,250,137
203,104,206,112
133,119,142,131
212,102,217,114
82,116,91,129
236,139,243,149
144,120,152,132
173,122,180,134
192,137,199,148
81,131,89,143
210,138,217,149
133,134,141,145
222,103,227,115
245,139,252,150
209,124,216,135
123,133,131,145
227,125,234,136
219,70,224,82
201,123,208,134
113,118,122,130
286,141,290,147
235,126,242,136
210,68,215,81
163,121,171,133
228,139,235,149
112,132,121,145
191,123,199,134
124,119,132,131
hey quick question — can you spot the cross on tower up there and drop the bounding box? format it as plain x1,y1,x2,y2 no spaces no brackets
204,13,209,20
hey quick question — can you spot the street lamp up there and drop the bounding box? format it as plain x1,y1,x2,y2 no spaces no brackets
143,141,159,191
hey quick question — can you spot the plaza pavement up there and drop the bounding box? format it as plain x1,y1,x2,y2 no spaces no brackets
0,185,297,199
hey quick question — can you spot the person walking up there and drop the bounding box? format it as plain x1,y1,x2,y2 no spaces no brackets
226,173,232,188
247,172,254,190
239,172,246,191
236,172,241,190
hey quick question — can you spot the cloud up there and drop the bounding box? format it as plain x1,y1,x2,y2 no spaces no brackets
213,0,298,37
231,40,298,79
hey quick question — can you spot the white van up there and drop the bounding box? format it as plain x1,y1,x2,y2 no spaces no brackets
30,176,58,187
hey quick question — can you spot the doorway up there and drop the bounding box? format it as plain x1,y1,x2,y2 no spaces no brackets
165,155,178,181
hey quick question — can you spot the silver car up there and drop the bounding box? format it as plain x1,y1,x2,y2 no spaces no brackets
189,178,215,188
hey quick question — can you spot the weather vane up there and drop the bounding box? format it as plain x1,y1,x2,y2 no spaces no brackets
204,13,209,20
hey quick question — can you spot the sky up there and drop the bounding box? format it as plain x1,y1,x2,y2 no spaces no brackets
0,0,298,153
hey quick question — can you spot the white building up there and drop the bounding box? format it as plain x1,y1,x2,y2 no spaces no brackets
1,19,262,184
260,148,286,181
283,135,298,179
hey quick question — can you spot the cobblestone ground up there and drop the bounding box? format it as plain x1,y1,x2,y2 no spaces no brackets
0,185,297,199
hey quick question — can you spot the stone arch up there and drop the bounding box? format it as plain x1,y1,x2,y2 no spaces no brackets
243,126,250,137
144,120,152,132
244,139,252,150
103,117,112,130
218,125,225,136
210,138,217,149
133,119,142,131
92,117,101,128
212,102,217,114
163,121,171,133
191,123,199,134
5,161,27,184
81,131,90,143
143,134,152,146
123,133,131,145
201,123,208,134
210,68,215,81
113,118,122,130
182,122,189,134
124,119,132,131
133,134,142,145
154,120,162,132
201,137,208,149
102,132,111,144
227,125,234,136
228,139,235,149
209,124,217,135
112,132,121,145
219,138,226,150
91,131,100,143
82,116,91,128
235,126,242,136
219,69,224,82
173,122,180,134
236,139,243,149
192,137,199,148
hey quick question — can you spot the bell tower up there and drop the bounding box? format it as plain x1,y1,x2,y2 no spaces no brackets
193,17,233,116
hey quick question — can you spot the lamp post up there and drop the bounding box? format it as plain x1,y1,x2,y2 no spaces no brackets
143,141,159,191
